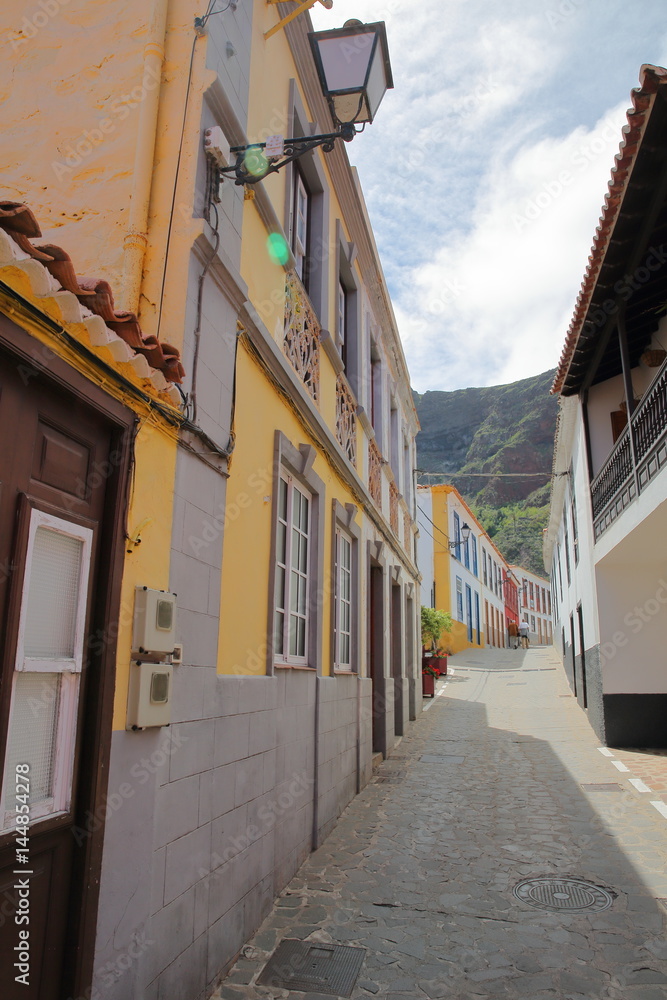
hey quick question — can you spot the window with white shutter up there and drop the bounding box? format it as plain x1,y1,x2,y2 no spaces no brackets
1,510,93,831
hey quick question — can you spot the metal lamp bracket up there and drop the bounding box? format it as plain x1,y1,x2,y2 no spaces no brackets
264,0,333,41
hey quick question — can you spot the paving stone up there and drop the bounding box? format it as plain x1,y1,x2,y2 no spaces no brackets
211,646,667,1000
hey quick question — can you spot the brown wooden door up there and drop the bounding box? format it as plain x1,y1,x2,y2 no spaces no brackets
0,349,123,999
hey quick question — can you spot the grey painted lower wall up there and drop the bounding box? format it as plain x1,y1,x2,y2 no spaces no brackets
393,677,410,736
372,674,396,757
93,670,379,1000
603,694,667,747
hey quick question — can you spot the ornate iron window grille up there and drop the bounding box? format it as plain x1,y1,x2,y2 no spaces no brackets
336,372,357,466
389,480,399,535
368,439,382,508
283,270,320,402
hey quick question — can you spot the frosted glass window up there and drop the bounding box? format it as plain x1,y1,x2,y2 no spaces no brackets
3,672,60,806
24,527,83,658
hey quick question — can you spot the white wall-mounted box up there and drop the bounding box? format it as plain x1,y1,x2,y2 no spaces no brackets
126,661,173,729
133,587,177,656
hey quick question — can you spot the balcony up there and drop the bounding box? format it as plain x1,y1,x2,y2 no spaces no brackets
335,372,357,466
389,480,399,535
283,270,320,402
368,438,382,507
591,359,667,539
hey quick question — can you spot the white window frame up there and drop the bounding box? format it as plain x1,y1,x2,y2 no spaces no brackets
274,474,312,666
334,527,353,671
292,171,309,282
1,509,93,831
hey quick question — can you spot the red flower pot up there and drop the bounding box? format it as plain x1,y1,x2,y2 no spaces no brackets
432,655,448,675
422,672,435,698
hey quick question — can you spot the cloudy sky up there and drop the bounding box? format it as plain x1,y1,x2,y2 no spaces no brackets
310,0,667,392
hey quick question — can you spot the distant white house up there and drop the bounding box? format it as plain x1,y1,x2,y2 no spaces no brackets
509,565,552,646
544,65,667,748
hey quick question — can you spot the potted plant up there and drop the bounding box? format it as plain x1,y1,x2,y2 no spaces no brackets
421,658,439,697
421,607,454,693
432,641,454,676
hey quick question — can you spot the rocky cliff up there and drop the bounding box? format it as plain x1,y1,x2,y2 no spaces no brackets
413,370,558,574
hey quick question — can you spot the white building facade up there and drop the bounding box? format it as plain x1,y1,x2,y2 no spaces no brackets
510,565,553,646
544,65,667,747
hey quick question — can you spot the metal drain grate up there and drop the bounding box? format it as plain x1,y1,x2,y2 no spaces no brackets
420,753,464,764
257,940,366,996
513,877,614,913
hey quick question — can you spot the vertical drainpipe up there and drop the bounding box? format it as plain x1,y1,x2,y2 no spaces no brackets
120,0,170,314
312,675,321,851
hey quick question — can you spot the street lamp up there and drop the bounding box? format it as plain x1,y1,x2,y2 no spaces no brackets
217,20,393,186
449,522,471,550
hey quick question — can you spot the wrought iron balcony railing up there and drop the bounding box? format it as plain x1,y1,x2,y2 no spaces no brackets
591,359,667,539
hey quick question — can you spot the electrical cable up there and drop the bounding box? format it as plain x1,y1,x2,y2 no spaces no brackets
417,507,451,545
154,20,203,343
156,0,237,342
188,157,221,423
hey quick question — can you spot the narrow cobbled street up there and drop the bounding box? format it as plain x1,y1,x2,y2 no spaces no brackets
214,646,667,1000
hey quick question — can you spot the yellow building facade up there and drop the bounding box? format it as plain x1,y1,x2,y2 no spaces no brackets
0,3,420,997
417,484,513,654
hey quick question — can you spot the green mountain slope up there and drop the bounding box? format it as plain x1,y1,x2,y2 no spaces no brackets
413,370,558,575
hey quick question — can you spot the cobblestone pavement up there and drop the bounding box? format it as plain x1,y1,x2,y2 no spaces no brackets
212,646,667,1000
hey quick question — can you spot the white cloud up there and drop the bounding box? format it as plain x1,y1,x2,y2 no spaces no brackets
311,1,667,390
398,102,628,390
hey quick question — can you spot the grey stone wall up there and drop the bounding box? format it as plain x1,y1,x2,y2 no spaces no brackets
94,665,376,1000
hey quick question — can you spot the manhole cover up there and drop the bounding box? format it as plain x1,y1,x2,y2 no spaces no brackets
513,877,614,913
257,940,366,996
420,754,464,764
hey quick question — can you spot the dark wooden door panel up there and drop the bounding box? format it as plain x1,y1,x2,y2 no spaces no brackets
0,352,115,999
0,833,73,999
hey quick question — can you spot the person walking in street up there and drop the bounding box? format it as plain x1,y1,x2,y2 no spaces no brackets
508,620,519,650
519,619,530,649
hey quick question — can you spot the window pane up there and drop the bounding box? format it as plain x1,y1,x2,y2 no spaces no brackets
276,521,287,564
288,616,298,657
298,575,307,615
273,611,284,655
279,478,288,520
275,566,286,610
296,617,306,657
3,672,61,807
299,493,309,531
299,533,308,572
291,528,300,568
24,527,83,658
290,570,299,612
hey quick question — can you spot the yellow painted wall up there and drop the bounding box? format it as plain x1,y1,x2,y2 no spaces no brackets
2,0,208,348
242,0,360,352
112,421,178,729
0,264,179,732
1,0,151,286
428,485,485,654
218,341,364,678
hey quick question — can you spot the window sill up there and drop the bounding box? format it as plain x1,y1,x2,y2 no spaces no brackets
274,662,316,671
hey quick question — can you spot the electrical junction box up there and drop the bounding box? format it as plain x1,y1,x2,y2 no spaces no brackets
126,660,173,730
133,587,177,656
204,126,230,167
